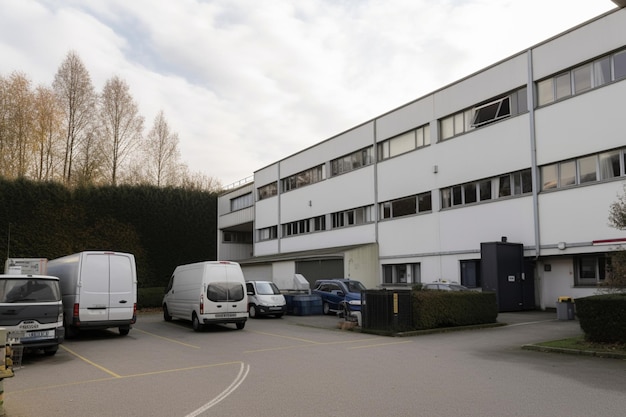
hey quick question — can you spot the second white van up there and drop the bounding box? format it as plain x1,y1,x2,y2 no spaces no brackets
162,261,248,331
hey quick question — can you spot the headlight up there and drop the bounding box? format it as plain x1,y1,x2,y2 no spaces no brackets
348,300,361,305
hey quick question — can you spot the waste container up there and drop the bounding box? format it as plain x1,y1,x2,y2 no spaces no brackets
556,296,575,320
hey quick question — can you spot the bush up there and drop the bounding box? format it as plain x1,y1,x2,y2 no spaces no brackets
575,293,626,343
412,291,497,330
138,287,166,309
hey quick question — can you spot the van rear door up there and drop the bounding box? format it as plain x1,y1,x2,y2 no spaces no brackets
80,253,135,322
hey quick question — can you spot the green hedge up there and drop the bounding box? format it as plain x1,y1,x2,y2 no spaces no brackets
138,287,166,309
575,293,626,343
412,291,498,330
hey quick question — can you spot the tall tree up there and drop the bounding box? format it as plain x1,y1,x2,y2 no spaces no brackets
52,51,96,185
32,85,63,181
2,72,35,178
99,76,144,186
145,110,181,187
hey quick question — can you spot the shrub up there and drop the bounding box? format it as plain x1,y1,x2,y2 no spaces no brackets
575,293,626,343
412,291,497,330
138,287,166,309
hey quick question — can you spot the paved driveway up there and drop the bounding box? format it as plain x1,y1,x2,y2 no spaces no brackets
4,310,625,417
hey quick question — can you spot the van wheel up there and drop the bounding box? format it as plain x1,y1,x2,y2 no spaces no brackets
119,326,130,336
249,305,257,318
323,302,331,315
236,321,245,330
163,304,172,321
43,345,58,356
192,314,203,332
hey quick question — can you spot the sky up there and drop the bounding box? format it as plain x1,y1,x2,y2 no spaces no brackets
0,0,619,187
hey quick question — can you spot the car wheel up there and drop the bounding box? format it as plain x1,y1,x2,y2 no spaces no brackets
236,321,245,330
119,326,130,336
192,313,202,332
323,302,331,315
249,304,257,318
43,345,58,356
163,304,172,321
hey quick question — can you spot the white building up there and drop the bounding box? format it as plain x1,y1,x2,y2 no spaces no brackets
218,2,626,310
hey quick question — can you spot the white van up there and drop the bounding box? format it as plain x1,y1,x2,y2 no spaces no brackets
162,261,248,331
245,280,286,318
46,251,138,338
0,274,64,355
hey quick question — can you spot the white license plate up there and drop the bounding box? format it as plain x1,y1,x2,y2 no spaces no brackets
23,330,54,339
215,313,237,318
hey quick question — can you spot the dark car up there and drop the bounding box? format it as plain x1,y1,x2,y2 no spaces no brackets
312,279,366,315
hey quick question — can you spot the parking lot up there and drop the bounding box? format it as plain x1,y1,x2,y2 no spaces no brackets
4,310,626,417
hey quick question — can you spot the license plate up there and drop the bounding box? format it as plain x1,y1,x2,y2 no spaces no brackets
269,307,283,310
19,323,40,330
215,313,237,318
24,330,54,338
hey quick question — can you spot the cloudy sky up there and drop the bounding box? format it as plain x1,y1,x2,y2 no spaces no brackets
0,0,618,186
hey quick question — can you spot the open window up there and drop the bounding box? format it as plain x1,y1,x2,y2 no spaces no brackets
472,96,511,127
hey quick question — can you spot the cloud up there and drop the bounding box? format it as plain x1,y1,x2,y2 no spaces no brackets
0,0,617,185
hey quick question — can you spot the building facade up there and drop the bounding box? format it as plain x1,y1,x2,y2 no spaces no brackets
218,4,626,309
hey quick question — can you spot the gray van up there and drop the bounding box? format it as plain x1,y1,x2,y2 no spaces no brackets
0,274,65,355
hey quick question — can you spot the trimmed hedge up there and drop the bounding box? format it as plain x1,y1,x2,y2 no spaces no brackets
575,293,626,343
138,287,166,310
412,291,498,330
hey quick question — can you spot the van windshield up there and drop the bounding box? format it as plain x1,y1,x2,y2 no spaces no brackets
256,282,281,295
1,279,60,303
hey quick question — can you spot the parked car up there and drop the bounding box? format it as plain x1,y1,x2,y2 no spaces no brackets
246,280,286,318
422,282,470,291
312,279,366,315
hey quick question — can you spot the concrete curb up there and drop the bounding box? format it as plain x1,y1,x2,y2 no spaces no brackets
521,344,626,360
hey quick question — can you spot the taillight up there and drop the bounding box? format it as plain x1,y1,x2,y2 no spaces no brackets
73,303,80,326
200,294,204,314
131,303,137,324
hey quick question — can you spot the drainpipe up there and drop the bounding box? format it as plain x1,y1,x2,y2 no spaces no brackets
526,48,541,260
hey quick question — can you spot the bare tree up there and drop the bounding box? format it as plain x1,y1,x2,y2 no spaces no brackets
99,76,144,185
180,167,223,192
53,51,96,185
145,110,182,187
32,85,63,181
604,184,626,291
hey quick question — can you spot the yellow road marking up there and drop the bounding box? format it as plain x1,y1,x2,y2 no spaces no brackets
60,345,121,378
6,361,244,395
249,330,321,344
133,328,201,348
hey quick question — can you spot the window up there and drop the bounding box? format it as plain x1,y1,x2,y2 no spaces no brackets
537,48,626,107
442,169,532,208
331,146,373,176
382,263,420,285
574,255,607,286
380,192,431,219
258,182,277,200
614,49,626,80
230,193,253,211
281,165,325,192
223,231,252,244
331,206,372,229
440,88,526,140
207,282,244,302
377,125,430,161
460,260,481,288
541,148,626,191
282,215,326,237
258,226,277,241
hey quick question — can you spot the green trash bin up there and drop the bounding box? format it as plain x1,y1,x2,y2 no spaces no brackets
556,297,575,320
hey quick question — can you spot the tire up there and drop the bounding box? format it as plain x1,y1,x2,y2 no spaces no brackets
323,302,331,315
249,304,257,318
43,345,58,356
236,321,246,330
119,326,130,336
163,304,172,321
274,313,283,318
192,313,202,332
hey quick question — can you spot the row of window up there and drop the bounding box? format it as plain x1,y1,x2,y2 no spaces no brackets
379,192,432,219
442,169,532,208
330,147,373,176
537,48,626,106
230,192,253,211
541,148,626,190
281,165,325,193
377,124,430,161
380,254,607,288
